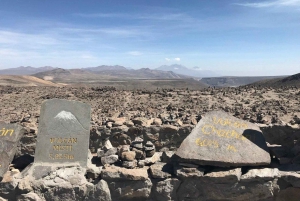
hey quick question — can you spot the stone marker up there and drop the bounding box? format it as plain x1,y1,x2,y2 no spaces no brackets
0,123,25,180
175,111,271,167
34,99,91,167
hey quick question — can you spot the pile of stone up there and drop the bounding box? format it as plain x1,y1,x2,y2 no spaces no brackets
98,137,157,169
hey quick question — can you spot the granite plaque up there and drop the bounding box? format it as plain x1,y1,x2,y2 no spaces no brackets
34,99,91,167
0,123,25,180
175,111,271,167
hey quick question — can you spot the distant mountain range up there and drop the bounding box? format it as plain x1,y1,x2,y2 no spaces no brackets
0,66,56,75
0,64,218,78
156,64,219,78
33,67,191,83
1,65,297,88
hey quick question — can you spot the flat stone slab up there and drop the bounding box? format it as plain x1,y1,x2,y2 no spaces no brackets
175,111,271,167
34,99,91,167
0,123,25,180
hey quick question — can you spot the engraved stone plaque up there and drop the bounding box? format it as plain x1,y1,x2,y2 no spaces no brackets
34,99,91,167
175,111,271,167
0,123,25,180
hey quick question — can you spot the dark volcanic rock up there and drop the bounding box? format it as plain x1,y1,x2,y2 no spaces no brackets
34,99,91,167
175,111,271,167
0,123,25,180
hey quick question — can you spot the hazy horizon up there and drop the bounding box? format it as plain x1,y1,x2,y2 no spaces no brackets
0,0,299,76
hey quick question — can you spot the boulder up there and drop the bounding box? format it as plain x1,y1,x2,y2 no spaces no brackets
175,111,271,167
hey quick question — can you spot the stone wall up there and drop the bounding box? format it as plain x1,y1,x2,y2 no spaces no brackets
1,153,300,201
17,123,300,163
17,124,194,157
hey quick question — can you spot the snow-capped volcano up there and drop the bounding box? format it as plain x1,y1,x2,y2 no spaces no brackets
55,111,77,121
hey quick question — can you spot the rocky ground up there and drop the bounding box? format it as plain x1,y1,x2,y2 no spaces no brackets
0,85,299,129
0,85,299,154
0,85,300,201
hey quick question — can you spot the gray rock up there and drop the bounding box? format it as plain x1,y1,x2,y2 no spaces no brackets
17,192,43,201
85,180,111,201
145,149,156,157
101,155,118,165
145,141,154,146
34,99,91,167
96,149,105,158
86,164,102,180
275,187,300,201
101,165,149,181
153,178,181,201
132,118,151,127
0,171,19,200
104,147,118,156
175,110,271,167
174,165,204,178
14,164,93,201
279,171,300,187
176,176,278,201
145,152,162,165
149,162,173,179
122,160,137,169
138,160,145,168
241,168,279,182
108,178,152,200
144,146,155,151
103,140,113,151
204,168,242,183
132,143,143,149
0,123,25,180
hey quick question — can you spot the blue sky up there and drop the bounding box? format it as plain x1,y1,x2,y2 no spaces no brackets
0,0,299,76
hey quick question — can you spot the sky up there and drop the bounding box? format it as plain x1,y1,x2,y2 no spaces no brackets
0,0,299,76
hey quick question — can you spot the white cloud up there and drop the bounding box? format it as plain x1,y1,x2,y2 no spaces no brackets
60,27,149,38
165,57,181,62
0,30,60,46
75,12,193,22
235,0,300,8
128,51,143,56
